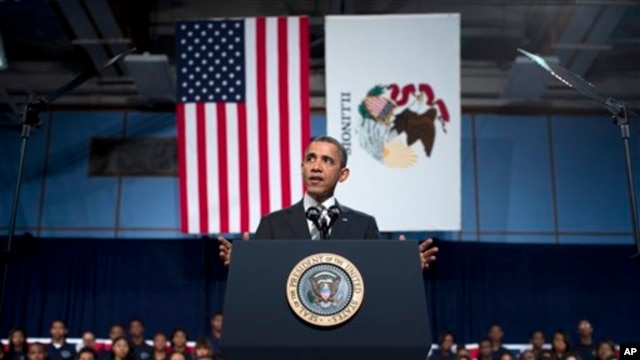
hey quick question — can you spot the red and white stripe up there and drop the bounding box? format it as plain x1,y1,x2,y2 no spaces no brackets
177,16,310,234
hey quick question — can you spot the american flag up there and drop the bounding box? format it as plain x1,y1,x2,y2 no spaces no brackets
175,17,310,234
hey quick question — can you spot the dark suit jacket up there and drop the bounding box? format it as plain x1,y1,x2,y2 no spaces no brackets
255,200,380,240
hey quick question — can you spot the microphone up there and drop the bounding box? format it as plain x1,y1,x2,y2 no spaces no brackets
327,206,342,229
305,206,322,235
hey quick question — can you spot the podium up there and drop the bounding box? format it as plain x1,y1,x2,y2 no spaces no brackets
220,240,431,360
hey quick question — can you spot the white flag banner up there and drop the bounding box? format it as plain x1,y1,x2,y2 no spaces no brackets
325,14,461,231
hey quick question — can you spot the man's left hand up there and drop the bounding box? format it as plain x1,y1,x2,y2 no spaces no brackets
399,234,439,270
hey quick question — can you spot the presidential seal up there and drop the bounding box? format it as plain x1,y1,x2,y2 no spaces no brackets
286,253,364,327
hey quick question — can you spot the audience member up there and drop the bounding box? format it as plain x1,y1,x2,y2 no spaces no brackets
479,339,493,360
208,313,222,360
455,343,470,360
520,350,536,360
488,324,511,360
45,320,76,360
75,348,96,360
192,338,211,360
574,320,596,360
530,330,545,360
551,331,571,360
26,344,46,360
77,332,97,353
169,330,191,360
110,337,134,360
564,352,582,360
429,331,456,360
595,341,616,360
6,328,28,360
128,319,152,360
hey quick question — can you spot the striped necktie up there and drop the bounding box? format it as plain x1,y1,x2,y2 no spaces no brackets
310,205,326,240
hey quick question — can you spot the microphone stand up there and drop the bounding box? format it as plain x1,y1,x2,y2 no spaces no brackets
518,48,640,261
0,48,136,325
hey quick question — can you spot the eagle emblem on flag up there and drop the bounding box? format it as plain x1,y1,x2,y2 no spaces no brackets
358,83,450,168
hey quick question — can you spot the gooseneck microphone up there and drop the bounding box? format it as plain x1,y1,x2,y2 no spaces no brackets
327,206,342,230
306,205,342,240
305,206,323,238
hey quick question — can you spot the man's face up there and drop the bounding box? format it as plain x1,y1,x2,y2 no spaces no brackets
301,141,349,201
11,331,26,347
211,315,223,332
489,326,503,342
130,321,144,337
50,322,66,340
82,332,96,348
480,341,492,357
577,320,593,337
531,331,544,349
109,326,125,341
441,335,454,351
27,345,46,360
78,352,95,360
153,334,167,351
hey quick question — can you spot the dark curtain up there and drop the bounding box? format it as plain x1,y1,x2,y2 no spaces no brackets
1,236,639,344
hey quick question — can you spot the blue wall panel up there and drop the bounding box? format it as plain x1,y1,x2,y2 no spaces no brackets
460,114,476,241
475,115,555,238
553,115,635,237
40,112,123,233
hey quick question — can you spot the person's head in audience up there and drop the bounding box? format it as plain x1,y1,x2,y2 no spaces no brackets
210,312,223,337
169,353,185,360
577,320,594,344
501,352,515,360
27,343,47,360
128,319,146,343
194,338,212,360
551,331,570,358
530,330,545,352
81,332,96,350
479,339,493,360
595,341,616,360
110,337,134,360
50,320,68,344
108,325,126,341
455,343,470,360
520,350,536,360
170,329,188,352
564,352,582,360
437,331,455,354
152,350,166,360
8,327,28,353
75,348,96,360
488,324,505,347
541,350,553,360
152,333,168,352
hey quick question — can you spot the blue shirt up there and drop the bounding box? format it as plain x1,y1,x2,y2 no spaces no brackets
46,343,77,360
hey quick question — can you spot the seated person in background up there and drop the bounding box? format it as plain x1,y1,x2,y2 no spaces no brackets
501,353,516,360
428,331,456,360
110,337,135,360
45,320,76,360
529,330,545,360
455,343,471,360
152,333,168,360
520,350,536,360
6,328,28,360
74,348,97,360
128,319,153,360
208,312,222,360
169,330,191,360
488,324,510,360
192,338,211,360
595,341,617,360
550,331,571,360
574,320,596,360
479,339,494,360
26,343,47,360
77,332,98,353
564,352,583,360
168,354,185,360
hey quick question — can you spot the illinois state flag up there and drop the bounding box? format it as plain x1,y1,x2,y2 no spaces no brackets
176,17,310,234
325,14,461,231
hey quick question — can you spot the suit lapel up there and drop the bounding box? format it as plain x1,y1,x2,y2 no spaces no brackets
328,202,352,240
285,201,312,240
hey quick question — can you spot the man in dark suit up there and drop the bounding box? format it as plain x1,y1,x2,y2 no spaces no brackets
218,136,438,268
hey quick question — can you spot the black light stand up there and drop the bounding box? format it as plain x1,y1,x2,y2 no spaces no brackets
518,48,640,261
0,48,136,325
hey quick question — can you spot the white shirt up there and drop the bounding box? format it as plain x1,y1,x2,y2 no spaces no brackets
303,193,336,239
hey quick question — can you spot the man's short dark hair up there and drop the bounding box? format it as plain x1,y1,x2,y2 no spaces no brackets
129,318,144,327
76,348,98,360
51,319,67,328
211,311,223,320
310,136,348,168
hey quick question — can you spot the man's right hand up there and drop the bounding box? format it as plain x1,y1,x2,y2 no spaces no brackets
218,232,250,267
